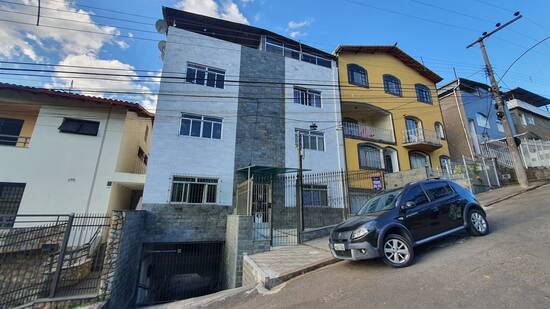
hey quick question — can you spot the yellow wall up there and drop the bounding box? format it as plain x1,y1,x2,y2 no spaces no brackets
0,103,39,147
338,51,450,171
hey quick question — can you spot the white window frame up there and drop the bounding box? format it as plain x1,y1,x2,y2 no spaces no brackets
520,113,527,126
180,113,223,139
170,176,218,204
496,118,504,132
293,87,322,108
186,63,225,89
476,112,490,129
359,144,384,169
435,122,445,139
296,129,325,151
527,115,535,125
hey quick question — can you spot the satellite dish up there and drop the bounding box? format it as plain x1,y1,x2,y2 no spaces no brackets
155,19,168,34
158,40,167,59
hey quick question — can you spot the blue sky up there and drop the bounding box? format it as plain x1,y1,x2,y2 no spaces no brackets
0,0,549,110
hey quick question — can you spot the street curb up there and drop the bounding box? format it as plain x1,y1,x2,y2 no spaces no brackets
482,182,548,208
264,256,339,290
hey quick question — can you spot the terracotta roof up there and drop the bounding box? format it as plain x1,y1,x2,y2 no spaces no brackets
0,83,154,118
334,45,443,83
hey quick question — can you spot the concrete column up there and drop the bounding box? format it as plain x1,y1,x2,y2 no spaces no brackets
224,215,253,289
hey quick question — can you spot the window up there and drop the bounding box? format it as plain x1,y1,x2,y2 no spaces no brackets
180,114,222,139
410,151,430,169
294,88,321,108
400,184,428,207
383,74,402,96
170,176,218,204
520,113,527,126
347,64,368,87
423,181,454,201
186,63,225,89
59,118,100,136
439,156,451,175
303,185,328,207
144,126,149,142
137,147,148,165
496,118,504,132
476,113,490,129
296,129,324,151
527,115,535,125
0,117,24,146
264,37,332,68
434,122,445,140
0,182,26,228
415,84,432,103
358,144,383,169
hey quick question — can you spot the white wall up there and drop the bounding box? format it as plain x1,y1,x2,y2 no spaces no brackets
142,27,241,206
284,58,346,173
0,103,127,215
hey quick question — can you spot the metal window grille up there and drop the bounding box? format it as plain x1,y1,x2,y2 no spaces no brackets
171,177,218,204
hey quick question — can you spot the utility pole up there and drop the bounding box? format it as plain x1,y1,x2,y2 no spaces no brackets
467,11,529,188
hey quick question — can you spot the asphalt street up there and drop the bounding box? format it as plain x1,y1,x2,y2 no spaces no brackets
209,184,550,309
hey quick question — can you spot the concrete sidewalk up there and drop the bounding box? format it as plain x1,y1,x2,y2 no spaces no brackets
243,181,549,291
243,237,335,289
477,181,548,208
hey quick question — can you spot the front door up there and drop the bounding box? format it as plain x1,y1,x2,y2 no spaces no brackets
384,154,393,173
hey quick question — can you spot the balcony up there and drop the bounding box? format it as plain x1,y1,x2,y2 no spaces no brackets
402,129,442,151
0,134,31,148
343,122,394,143
341,102,395,144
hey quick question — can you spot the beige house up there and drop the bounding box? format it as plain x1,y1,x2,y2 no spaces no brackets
0,83,153,224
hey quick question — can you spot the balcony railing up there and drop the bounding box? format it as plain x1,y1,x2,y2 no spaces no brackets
403,129,442,146
0,134,31,148
343,122,394,143
134,157,147,174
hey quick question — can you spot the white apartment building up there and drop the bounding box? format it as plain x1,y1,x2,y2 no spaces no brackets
142,8,346,210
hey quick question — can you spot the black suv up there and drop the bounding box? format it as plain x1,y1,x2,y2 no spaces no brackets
329,179,489,267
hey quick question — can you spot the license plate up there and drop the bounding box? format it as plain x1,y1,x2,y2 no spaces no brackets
333,243,345,251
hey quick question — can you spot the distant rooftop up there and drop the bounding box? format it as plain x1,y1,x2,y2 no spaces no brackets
0,83,154,118
505,87,550,107
162,7,334,61
334,45,442,83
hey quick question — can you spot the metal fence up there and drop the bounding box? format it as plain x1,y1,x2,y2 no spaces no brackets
0,214,111,308
236,169,384,248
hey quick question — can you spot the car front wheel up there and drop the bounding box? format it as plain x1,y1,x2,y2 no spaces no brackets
468,209,489,236
382,234,414,268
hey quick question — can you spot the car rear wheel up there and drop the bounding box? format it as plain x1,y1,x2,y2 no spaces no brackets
468,209,489,236
382,234,414,268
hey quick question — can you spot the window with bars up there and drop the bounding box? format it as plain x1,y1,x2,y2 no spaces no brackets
347,64,368,87
383,74,402,97
358,144,383,169
170,177,218,204
296,129,325,151
185,63,225,89
415,84,432,103
303,184,328,207
293,88,321,108
0,182,26,228
180,114,222,139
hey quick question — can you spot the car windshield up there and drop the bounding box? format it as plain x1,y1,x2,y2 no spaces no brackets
357,189,403,215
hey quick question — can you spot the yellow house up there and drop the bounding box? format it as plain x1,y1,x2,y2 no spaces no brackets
335,46,450,176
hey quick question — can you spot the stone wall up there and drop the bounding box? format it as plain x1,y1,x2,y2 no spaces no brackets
526,167,550,181
103,210,146,309
223,215,253,289
384,168,428,189
142,204,233,243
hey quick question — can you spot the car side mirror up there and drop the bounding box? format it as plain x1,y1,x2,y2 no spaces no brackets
401,201,416,210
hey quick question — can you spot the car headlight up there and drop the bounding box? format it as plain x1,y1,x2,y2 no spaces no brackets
351,222,375,240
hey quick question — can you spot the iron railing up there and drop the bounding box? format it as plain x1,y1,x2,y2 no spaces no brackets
0,214,112,308
342,122,394,143
0,134,31,148
403,128,442,145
